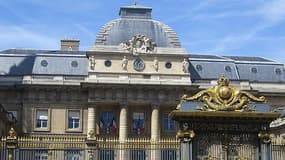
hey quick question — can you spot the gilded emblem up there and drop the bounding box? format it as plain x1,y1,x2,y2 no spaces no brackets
181,75,266,112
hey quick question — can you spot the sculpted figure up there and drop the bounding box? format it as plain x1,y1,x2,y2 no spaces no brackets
153,57,158,71
122,56,128,71
182,58,189,73
89,56,95,70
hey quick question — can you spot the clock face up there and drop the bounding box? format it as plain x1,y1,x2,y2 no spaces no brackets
133,58,145,71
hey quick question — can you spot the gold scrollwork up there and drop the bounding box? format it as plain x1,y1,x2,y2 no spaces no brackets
181,75,265,112
176,129,195,143
258,131,274,144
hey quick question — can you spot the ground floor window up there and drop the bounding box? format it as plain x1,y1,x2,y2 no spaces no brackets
68,111,80,129
36,110,48,128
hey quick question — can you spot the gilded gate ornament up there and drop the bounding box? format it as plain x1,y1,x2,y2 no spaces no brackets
7,127,17,140
181,75,266,112
87,129,96,140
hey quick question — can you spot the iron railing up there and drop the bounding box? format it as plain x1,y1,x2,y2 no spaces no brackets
0,136,180,160
1,135,285,160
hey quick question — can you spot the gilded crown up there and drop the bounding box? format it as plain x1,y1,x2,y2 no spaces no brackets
217,75,229,86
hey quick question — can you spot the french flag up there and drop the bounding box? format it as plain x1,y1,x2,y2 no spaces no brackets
111,118,117,132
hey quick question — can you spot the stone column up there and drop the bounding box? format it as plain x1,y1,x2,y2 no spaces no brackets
87,106,96,138
151,104,160,160
151,105,160,141
119,104,128,160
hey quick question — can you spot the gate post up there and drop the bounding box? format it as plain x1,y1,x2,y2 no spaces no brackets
6,128,18,160
258,131,274,160
86,129,97,160
176,122,195,160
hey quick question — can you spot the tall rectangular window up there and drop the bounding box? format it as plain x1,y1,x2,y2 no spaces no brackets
36,110,48,128
163,112,175,131
68,111,80,129
133,112,144,135
99,111,117,135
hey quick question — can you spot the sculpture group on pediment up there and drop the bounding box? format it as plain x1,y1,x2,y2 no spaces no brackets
122,35,156,56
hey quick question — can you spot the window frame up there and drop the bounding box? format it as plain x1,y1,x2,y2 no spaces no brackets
66,109,82,133
34,108,50,132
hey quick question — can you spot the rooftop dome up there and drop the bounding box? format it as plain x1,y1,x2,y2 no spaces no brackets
95,4,181,48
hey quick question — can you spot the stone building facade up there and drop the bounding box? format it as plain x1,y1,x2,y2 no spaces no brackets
0,3,285,155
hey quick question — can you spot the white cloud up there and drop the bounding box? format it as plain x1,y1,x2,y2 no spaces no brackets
74,24,95,38
208,0,285,56
0,25,58,50
258,0,285,22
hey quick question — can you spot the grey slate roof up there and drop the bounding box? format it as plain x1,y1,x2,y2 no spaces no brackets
189,54,285,82
95,5,181,48
0,49,88,76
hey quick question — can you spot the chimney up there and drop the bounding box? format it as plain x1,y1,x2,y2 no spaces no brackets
60,39,80,51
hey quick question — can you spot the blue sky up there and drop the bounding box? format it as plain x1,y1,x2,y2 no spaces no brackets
1,0,285,63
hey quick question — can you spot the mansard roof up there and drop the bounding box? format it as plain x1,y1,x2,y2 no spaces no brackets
0,49,284,83
0,49,88,76
189,54,285,82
